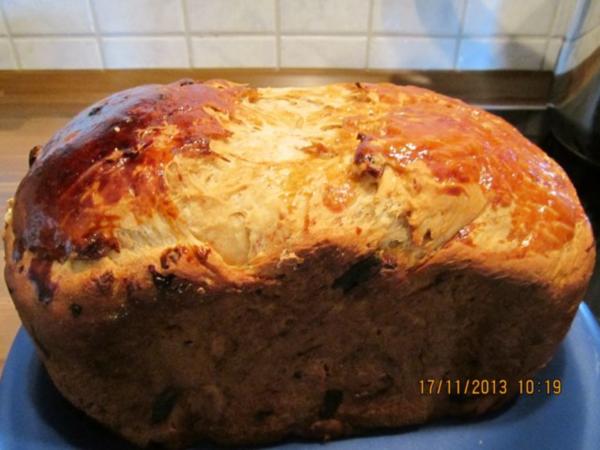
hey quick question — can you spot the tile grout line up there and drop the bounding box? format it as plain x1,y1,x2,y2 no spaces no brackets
181,0,194,68
365,0,374,70
572,18,600,41
87,0,106,68
452,0,469,70
0,3,21,69
275,0,282,69
3,31,558,39
556,0,589,73
541,0,562,71
571,22,600,68
569,0,590,41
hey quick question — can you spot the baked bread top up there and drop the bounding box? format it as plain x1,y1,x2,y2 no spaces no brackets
5,80,595,315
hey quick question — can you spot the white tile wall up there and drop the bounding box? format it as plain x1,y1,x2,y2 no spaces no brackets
0,0,597,72
558,24,600,72
372,0,464,35
0,13,6,35
463,0,559,36
281,36,367,68
186,0,276,32
14,38,101,69
192,36,277,68
280,0,369,33
2,0,93,35
0,38,17,69
552,0,582,38
370,37,456,69
457,38,547,70
544,38,563,70
580,0,600,35
103,37,189,68
92,0,185,34
554,0,600,73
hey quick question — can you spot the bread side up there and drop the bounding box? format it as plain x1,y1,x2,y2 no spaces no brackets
4,80,595,447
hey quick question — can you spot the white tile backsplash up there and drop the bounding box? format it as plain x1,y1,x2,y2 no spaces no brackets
103,37,189,68
280,0,369,33
281,36,366,68
552,0,582,38
580,0,600,36
0,0,596,71
0,38,17,69
186,0,275,32
3,0,93,35
463,0,559,36
372,0,464,35
543,38,563,70
369,37,456,69
558,23,600,72
92,0,185,34
14,38,101,69
192,36,276,68
457,38,547,70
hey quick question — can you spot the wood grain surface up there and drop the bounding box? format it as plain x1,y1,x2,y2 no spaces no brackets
0,112,74,374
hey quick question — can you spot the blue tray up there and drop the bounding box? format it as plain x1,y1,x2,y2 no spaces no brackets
1,304,600,450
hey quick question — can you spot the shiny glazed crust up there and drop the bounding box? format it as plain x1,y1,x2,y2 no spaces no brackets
4,80,596,448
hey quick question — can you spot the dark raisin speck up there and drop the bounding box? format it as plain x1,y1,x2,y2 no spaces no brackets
69,303,82,318
381,255,397,270
332,255,382,293
121,147,139,159
78,233,120,259
151,387,179,424
319,389,344,419
149,265,174,289
28,258,56,304
254,409,274,422
88,105,103,116
93,271,115,295
147,264,191,294
12,239,24,262
28,145,42,168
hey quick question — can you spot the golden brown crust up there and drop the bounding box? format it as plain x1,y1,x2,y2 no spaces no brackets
3,80,596,448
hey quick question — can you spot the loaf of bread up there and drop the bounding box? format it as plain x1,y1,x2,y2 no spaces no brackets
4,80,595,448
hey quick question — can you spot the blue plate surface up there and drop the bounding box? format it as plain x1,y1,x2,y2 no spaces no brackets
1,304,600,450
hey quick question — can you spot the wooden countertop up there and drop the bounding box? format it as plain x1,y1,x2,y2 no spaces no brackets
0,68,553,375
0,113,72,374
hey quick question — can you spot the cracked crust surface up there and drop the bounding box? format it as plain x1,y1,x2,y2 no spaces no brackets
3,80,596,448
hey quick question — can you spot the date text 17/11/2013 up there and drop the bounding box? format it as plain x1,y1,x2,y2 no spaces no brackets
419,378,562,396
